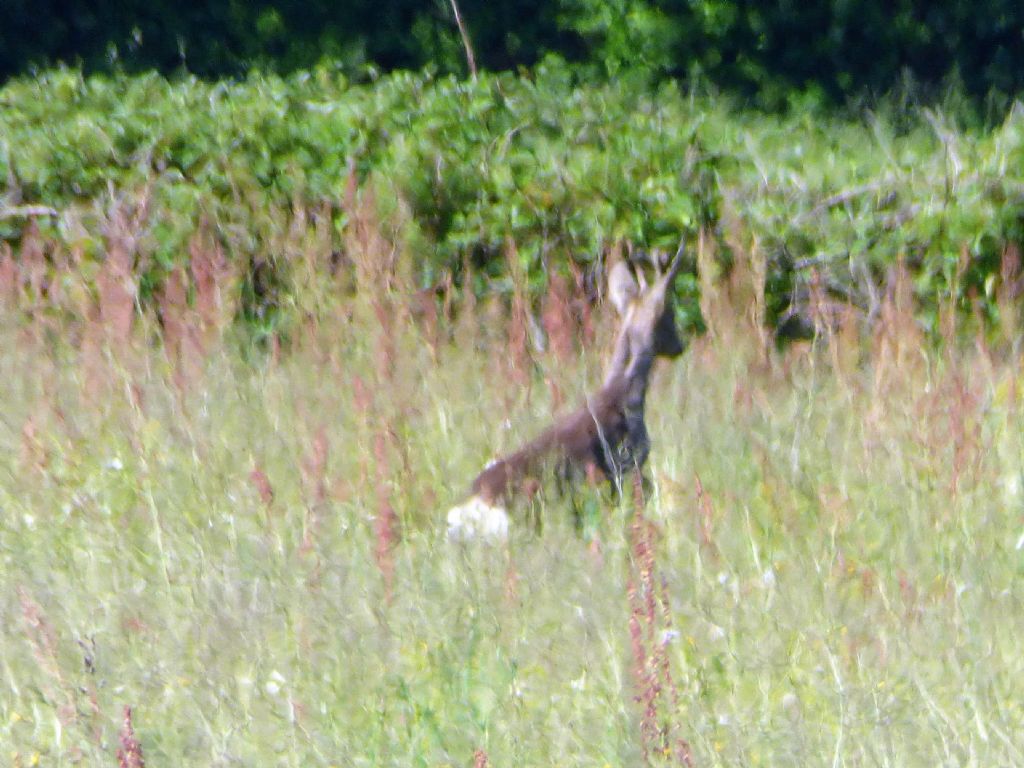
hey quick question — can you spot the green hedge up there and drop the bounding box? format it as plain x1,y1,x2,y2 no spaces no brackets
3,64,1024,336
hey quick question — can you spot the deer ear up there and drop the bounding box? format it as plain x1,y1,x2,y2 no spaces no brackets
647,243,685,305
662,241,686,285
607,260,639,317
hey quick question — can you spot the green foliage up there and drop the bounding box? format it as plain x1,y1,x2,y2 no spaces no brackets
3,65,1024,335
0,65,718,327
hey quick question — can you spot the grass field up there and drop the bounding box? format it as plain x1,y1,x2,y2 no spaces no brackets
2,212,1023,767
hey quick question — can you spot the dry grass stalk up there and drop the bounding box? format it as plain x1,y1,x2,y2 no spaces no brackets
372,298,397,384
20,220,47,311
927,364,982,496
871,260,923,398
570,260,595,348
441,269,455,329
346,185,394,296
79,301,111,404
997,243,1022,348
97,204,141,348
348,367,399,598
741,237,770,366
116,706,146,768
19,416,48,473
542,271,575,363
541,269,577,412
189,228,233,345
0,241,17,307
339,183,412,593
373,430,399,601
697,226,724,344
505,240,532,392
350,372,374,491
302,426,330,507
410,284,441,360
300,426,330,555
829,302,861,388
448,0,478,80
455,256,479,355
721,235,774,375
249,467,275,508
343,181,418,393
157,266,204,391
693,473,717,555
627,476,692,766
18,587,77,726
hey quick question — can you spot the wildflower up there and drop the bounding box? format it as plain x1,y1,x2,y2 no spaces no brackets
265,670,286,696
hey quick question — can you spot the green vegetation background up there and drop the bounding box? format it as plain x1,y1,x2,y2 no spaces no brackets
4,0,1024,106
4,64,1024,341
4,1,1024,339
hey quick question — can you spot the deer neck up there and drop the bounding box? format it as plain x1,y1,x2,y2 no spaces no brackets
604,323,654,402
622,350,654,413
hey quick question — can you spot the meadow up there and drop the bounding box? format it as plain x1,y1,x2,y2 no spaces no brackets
2,69,1024,766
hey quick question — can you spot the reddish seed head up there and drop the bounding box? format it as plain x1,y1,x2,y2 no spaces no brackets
542,272,575,363
249,468,274,506
0,243,16,305
117,706,145,768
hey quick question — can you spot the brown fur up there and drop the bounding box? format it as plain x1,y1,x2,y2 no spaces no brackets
472,374,632,502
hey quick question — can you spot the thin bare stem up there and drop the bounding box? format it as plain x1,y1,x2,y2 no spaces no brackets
449,0,478,81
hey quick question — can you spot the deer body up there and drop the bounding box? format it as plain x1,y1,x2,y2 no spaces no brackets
471,372,634,502
447,246,686,541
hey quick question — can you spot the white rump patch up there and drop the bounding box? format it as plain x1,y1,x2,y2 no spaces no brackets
446,495,510,543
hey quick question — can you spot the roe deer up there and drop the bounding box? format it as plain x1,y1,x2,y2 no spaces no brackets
447,244,687,541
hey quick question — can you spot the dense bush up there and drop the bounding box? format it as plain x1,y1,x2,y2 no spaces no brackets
2,65,1024,336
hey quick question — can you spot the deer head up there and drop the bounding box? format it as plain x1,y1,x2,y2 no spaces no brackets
448,242,687,542
605,246,687,385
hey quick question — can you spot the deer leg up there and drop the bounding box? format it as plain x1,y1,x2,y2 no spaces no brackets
571,460,607,533
569,494,585,533
529,498,543,535
623,410,651,471
637,472,653,500
521,477,543,535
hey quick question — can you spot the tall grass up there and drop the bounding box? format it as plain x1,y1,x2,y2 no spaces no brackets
2,186,1023,766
